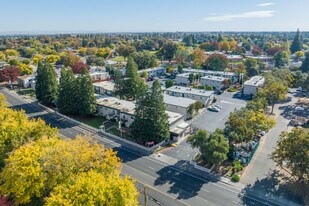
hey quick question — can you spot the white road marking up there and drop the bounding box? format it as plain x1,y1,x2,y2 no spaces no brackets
176,150,180,153
187,154,190,157
172,176,181,181
148,166,155,170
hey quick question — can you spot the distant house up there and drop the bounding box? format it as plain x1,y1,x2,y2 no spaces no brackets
17,75,35,88
105,60,118,66
163,94,197,120
93,81,115,96
201,76,228,91
137,67,166,77
164,86,214,107
243,76,265,96
182,68,241,84
175,73,191,86
90,71,110,81
227,55,243,62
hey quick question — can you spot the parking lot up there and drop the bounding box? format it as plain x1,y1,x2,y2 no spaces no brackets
162,91,247,161
191,91,247,132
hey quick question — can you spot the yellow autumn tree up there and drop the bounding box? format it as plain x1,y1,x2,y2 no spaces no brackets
46,54,60,63
0,136,137,205
0,107,58,167
78,47,87,56
45,170,139,206
96,48,111,58
0,94,7,108
4,49,19,57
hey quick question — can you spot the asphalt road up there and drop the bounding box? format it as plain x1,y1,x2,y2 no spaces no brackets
1,88,288,206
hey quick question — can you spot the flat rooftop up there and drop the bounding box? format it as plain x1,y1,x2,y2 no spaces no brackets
244,76,265,86
165,86,214,97
93,81,115,91
138,67,166,73
96,96,135,115
164,94,196,108
97,96,183,125
182,68,235,77
201,75,227,81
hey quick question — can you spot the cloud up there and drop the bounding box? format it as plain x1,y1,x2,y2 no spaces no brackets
204,10,276,22
257,2,274,7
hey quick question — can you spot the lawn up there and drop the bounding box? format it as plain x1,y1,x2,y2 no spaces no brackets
108,127,132,139
17,88,35,96
68,115,106,129
110,56,124,62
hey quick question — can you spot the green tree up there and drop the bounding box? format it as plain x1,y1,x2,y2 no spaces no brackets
178,64,183,74
271,128,309,205
204,53,228,71
274,51,290,68
157,41,178,63
57,69,79,114
131,80,169,143
165,79,174,88
189,73,195,84
300,52,309,73
187,129,229,166
116,44,136,60
77,69,96,116
225,108,276,144
175,49,189,64
124,57,147,100
131,51,158,70
35,61,58,105
247,67,259,77
114,69,126,99
290,29,302,54
244,57,257,70
263,82,288,114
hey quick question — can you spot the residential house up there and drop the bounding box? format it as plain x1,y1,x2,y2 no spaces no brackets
243,76,265,96
163,94,197,120
17,75,35,88
175,73,191,86
164,86,214,107
137,67,166,77
182,68,241,83
93,81,115,96
201,76,228,91
96,96,190,141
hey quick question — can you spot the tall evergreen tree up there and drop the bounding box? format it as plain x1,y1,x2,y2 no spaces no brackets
57,69,78,114
35,61,58,105
114,69,126,99
131,80,169,144
77,68,96,116
290,29,302,54
300,52,309,73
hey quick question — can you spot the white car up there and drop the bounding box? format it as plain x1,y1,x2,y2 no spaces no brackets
295,106,305,111
213,105,222,110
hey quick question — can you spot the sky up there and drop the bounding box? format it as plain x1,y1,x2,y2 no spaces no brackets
0,0,308,34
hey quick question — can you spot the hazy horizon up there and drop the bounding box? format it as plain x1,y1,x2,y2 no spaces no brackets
1,0,308,34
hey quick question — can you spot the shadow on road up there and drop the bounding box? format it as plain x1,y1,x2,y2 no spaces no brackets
153,160,218,200
240,170,303,205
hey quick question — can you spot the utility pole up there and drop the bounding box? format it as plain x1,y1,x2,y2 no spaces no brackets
144,185,148,206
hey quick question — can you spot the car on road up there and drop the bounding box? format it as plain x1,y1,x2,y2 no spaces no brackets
208,106,220,112
213,104,222,110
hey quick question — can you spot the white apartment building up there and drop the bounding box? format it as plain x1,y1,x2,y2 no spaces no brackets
175,73,191,86
96,96,190,140
201,76,228,91
164,86,214,107
93,81,115,96
163,94,197,120
182,68,241,83
243,76,265,96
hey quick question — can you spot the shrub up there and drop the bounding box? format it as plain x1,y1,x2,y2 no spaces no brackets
232,161,243,172
212,97,217,103
231,174,240,182
227,87,238,92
